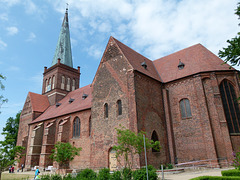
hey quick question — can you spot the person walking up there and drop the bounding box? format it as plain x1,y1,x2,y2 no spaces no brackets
21,164,24,172
34,167,40,179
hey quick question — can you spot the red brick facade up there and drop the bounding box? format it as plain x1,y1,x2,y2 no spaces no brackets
17,36,240,172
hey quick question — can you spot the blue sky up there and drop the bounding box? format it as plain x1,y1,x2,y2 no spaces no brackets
0,0,239,141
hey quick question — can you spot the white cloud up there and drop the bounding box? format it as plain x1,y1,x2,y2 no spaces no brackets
0,13,8,21
86,45,102,59
0,0,20,7
6,26,18,36
50,0,239,60
26,32,36,42
0,39,7,50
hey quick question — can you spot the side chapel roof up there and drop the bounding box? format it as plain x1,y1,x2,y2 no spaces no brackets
31,84,92,124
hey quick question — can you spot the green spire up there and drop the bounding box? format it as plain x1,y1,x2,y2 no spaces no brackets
52,8,73,67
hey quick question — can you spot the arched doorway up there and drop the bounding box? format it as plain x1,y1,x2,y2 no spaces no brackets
109,149,117,171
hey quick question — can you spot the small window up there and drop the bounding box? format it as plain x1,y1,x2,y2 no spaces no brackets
73,117,80,138
117,100,122,116
151,130,160,152
180,98,192,119
104,103,108,118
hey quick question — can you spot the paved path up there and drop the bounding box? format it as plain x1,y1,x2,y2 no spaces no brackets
160,168,233,180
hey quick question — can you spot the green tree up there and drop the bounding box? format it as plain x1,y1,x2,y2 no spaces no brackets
0,146,24,180
0,111,21,160
113,126,161,169
0,73,8,113
218,3,240,66
50,142,82,171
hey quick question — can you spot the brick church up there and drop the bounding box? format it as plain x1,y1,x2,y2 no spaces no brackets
17,8,240,171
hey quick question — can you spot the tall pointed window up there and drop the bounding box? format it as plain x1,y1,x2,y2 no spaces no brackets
61,76,65,90
72,79,75,91
117,100,122,116
73,117,80,138
67,77,71,91
180,98,192,119
52,76,55,89
47,78,51,92
151,130,160,152
220,80,240,134
104,103,108,118
89,116,92,137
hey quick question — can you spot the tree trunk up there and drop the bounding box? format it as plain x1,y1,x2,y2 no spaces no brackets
0,171,2,180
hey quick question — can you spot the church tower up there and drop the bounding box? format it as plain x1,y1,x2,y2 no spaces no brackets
42,8,80,105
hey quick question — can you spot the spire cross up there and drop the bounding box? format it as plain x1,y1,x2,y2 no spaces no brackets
66,3,69,11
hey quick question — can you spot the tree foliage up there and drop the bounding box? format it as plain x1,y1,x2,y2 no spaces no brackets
0,111,22,161
0,73,8,112
113,126,161,169
50,142,82,169
218,3,240,66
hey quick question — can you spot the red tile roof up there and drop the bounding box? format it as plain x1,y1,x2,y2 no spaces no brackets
31,84,92,124
112,37,161,82
28,92,49,113
153,43,234,83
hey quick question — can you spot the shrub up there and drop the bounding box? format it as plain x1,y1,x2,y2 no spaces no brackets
122,168,132,180
190,176,240,180
98,168,110,180
63,173,74,180
132,165,157,180
111,171,122,180
232,151,240,170
221,169,240,176
167,163,173,169
41,174,51,180
76,168,97,180
51,174,63,180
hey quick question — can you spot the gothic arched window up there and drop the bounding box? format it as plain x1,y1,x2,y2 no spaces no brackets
179,98,192,119
117,100,122,116
104,103,108,118
220,80,240,134
151,130,160,152
73,117,80,138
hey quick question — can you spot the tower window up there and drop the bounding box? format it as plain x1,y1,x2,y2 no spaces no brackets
73,117,80,138
67,77,70,91
47,77,51,92
180,98,192,119
104,103,108,118
45,79,48,93
52,76,55,89
117,100,122,116
220,80,240,134
72,79,75,91
61,76,65,90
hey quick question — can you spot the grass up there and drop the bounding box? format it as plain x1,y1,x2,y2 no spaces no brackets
2,172,34,180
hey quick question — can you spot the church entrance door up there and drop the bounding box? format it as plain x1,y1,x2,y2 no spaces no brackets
109,149,117,171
